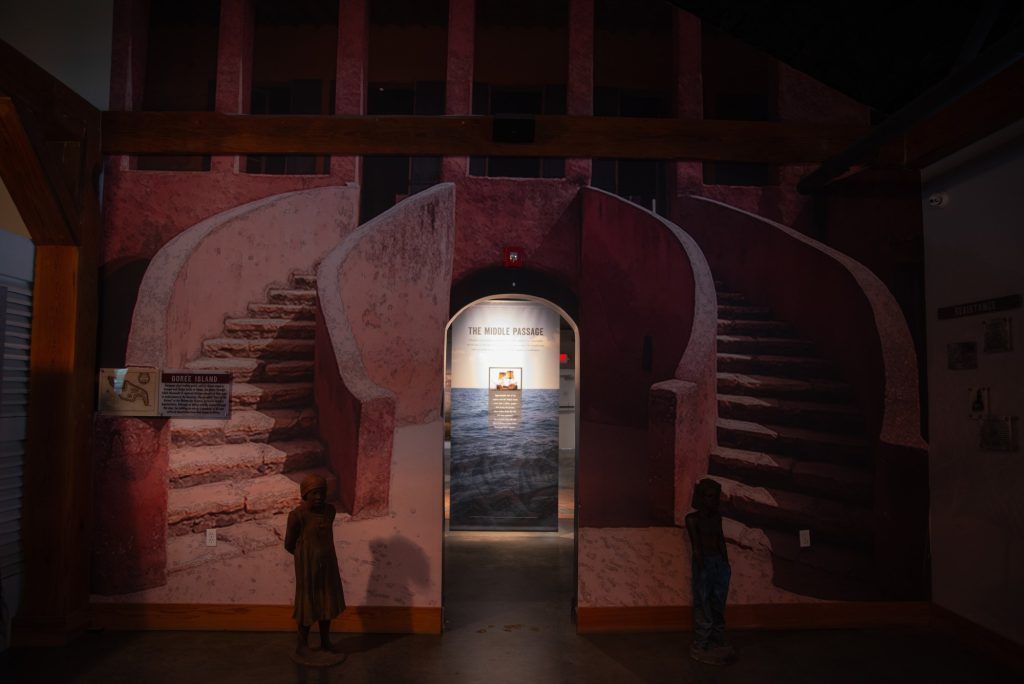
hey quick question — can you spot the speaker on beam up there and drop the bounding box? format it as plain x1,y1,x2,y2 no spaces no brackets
492,115,535,144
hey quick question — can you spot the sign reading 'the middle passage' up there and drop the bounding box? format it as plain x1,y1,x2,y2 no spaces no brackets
158,370,232,419
450,301,560,531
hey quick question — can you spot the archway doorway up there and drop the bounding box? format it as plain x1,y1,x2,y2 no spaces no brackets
441,294,579,635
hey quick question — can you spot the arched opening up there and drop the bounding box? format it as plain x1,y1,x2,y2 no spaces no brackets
441,292,580,632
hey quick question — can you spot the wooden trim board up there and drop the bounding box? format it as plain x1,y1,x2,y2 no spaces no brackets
576,602,932,634
89,604,442,635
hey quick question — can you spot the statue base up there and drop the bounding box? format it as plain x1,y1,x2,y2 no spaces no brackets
290,648,348,668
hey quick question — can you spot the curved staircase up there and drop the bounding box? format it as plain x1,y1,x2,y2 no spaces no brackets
164,272,337,572
710,281,881,599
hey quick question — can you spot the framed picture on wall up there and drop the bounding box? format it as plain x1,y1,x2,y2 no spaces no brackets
947,341,978,370
983,317,1013,353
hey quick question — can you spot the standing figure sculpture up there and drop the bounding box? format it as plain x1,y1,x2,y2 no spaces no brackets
285,473,346,665
685,478,737,665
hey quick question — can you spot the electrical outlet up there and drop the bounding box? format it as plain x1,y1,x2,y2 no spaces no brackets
206,528,217,547
799,529,811,548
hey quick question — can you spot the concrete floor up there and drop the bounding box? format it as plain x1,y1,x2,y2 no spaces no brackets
3,529,1019,683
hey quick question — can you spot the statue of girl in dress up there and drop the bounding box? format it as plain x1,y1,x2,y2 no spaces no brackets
285,473,345,662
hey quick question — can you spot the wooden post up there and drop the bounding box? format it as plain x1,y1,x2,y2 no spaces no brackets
0,39,101,646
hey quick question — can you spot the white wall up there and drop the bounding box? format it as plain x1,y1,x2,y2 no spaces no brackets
0,0,114,238
0,0,114,110
923,124,1024,646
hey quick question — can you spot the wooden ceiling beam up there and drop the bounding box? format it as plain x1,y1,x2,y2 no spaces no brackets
0,39,96,141
0,97,78,245
902,58,1024,169
100,112,868,162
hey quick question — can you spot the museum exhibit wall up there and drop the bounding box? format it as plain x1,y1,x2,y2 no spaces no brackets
922,126,1024,646
0,0,938,625
93,185,453,612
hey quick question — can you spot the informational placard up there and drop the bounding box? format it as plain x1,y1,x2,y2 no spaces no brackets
98,367,160,416
158,370,232,419
488,366,523,429
450,301,560,531
937,294,1021,320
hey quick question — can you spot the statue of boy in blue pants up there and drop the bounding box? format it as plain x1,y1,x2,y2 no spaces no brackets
685,478,737,664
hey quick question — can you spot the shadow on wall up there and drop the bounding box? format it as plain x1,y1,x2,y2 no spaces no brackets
366,535,431,632
99,257,151,367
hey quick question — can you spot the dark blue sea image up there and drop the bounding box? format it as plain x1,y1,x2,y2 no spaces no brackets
450,388,559,530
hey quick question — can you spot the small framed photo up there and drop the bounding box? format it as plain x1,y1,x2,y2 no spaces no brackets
947,341,978,370
983,317,1013,353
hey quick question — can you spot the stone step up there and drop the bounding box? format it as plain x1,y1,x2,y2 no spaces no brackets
169,438,324,488
717,418,870,464
718,304,773,320
185,357,264,382
185,357,313,382
723,518,879,599
267,288,317,305
717,372,852,403
290,273,317,289
718,353,838,379
709,446,872,501
717,393,864,433
224,318,316,339
170,408,317,447
717,292,748,305
717,335,815,357
712,475,873,547
167,515,286,575
232,382,313,409
718,319,792,336
202,337,315,360
167,467,337,536
247,302,317,320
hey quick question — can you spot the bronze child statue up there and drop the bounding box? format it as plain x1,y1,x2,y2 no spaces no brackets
285,473,346,664
685,478,736,665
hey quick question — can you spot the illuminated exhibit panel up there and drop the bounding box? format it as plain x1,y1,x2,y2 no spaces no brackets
449,301,561,531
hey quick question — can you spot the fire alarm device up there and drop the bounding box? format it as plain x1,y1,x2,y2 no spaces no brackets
503,246,524,269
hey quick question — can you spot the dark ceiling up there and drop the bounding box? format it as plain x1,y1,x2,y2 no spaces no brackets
670,0,1023,117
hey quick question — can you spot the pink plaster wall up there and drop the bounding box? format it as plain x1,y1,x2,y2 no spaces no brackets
578,189,717,527
108,0,147,112
442,0,474,180
102,169,357,265
676,195,923,448
675,194,929,597
316,185,455,514
92,416,169,595
669,10,704,201
126,186,358,369
452,177,581,284
314,309,395,516
215,0,254,116
331,0,368,182
566,0,594,184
